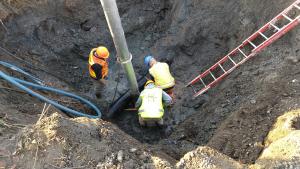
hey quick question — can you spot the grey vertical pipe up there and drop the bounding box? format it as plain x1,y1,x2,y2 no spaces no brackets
99,0,139,96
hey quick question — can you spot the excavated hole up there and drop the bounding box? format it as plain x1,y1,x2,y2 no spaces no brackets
1,0,299,165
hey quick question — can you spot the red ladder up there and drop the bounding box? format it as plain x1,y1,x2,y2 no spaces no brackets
186,0,300,98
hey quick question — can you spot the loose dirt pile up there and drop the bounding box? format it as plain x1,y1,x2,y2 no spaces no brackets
13,113,174,169
1,0,300,168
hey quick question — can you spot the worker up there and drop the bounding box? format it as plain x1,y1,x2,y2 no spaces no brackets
144,55,175,98
88,46,110,80
135,80,172,126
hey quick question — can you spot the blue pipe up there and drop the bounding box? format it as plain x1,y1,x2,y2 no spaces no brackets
0,61,44,85
0,61,101,119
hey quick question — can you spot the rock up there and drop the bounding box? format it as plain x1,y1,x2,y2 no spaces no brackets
145,35,151,41
59,161,67,167
282,93,289,97
130,148,137,153
250,99,256,104
221,103,228,108
0,5,9,20
286,56,299,64
292,79,298,83
123,159,136,168
28,49,42,56
138,17,145,25
139,152,148,161
117,150,124,163
90,27,97,32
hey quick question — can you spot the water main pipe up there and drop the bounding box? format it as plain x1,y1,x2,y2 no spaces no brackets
99,0,139,96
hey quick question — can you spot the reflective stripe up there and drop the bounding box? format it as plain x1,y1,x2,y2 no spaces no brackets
138,109,164,113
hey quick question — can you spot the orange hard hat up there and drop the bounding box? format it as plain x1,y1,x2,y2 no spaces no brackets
96,46,109,59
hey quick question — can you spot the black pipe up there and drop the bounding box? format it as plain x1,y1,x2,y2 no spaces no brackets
106,75,148,118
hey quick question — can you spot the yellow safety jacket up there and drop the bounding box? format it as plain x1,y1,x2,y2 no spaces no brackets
138,87,164,119
149,62,175,89
88,48,108,79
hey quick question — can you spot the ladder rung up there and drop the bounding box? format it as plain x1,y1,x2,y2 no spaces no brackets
228,56,237,65
258,31,268,40
209,71,216,80
200,78,206,87
247,40,257,48
270,23,280,31
282,13,293,22
294,4,300,10
187,0,300,98
190,84,197,94
218,63,226,72
238,48,248,58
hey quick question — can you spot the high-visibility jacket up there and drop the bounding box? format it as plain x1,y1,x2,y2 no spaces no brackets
88,48,108,79
138,87,164,119
149,62,175,89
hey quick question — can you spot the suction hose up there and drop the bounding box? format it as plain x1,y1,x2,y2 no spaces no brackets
0,61,101,119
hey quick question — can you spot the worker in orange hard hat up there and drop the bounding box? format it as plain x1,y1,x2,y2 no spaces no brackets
88,46,110,80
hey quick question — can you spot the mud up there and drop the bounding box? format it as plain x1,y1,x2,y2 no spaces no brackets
1,0,300,168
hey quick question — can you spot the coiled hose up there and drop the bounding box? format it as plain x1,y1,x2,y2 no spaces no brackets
0,61,101,119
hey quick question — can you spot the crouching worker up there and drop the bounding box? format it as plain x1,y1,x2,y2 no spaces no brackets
144,56,175,99
135,80,172,126
88,46,110,81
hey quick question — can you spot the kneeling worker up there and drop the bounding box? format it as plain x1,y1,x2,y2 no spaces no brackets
135,80,173,126
88,46,110,80
144,56,175,99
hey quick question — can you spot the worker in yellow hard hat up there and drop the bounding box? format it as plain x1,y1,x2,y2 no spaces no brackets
144,55,175,99
88,46,110,80
135,80,173,126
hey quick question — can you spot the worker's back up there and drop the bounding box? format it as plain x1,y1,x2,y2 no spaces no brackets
149,62,175,89
138,87,164,119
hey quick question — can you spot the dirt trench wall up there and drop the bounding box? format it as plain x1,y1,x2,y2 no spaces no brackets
154,0,299,163
0,0,171,113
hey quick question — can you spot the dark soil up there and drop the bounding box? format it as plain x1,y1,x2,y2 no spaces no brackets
0,0,299,167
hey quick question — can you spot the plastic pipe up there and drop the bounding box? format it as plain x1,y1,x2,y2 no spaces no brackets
0,61,101,118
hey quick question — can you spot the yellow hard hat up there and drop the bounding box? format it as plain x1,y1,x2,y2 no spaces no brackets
145,80,154,87
96,46,109,59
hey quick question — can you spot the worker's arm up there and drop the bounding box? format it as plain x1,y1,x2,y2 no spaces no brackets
135,95,142,108
162,91,172,106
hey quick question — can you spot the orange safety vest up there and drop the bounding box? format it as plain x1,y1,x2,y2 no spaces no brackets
88,48,108,79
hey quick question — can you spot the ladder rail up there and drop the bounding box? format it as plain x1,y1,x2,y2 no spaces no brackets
254,16,300,53
187,46,244,87
193,48,254,97
245,0,300,43
187,0,300,97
